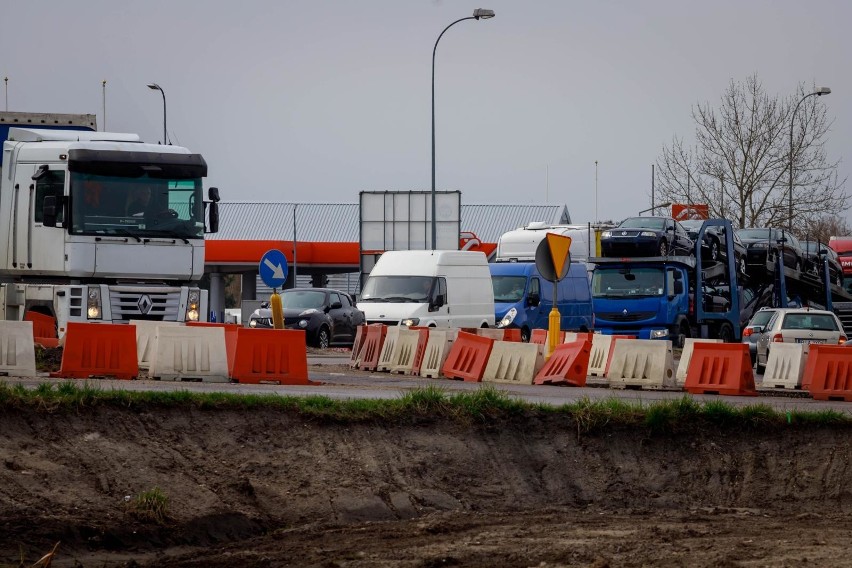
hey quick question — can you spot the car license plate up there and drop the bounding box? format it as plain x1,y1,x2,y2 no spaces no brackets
796,339,826,344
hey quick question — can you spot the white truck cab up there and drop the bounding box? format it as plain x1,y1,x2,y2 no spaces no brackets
357,250,495,328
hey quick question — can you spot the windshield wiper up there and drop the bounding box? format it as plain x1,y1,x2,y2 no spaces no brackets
111,228,142,242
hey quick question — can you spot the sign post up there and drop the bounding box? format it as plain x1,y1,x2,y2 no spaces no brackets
259,249,289,330
535,233,572,359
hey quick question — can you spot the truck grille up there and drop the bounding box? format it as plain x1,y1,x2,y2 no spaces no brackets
834,302,852,336
108,287,182,322
596,311,655,322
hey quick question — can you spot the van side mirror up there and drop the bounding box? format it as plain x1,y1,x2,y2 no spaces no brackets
43,195,58,227
527,292,540,307
429,294,445,312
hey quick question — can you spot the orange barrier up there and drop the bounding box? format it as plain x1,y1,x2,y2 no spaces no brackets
530,329,548,345
533,339,591,386
24,312,60,348
683,343,757,396
441,331,495,382
410,327,430,375
230,328,308,385
502,328,522,342
349,325,368,368
52,322,138,380
358,325,387,371
803,345,852,401
187,322,240,375
563,332,593,344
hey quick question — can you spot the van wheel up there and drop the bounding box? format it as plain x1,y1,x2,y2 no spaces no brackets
521,327,531,343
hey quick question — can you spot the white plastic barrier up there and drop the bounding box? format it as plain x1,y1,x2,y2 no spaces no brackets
477,328,506,341
0,321,37,377
587,335,615,378
376,326,401,372
389,328,421,374
761,343,806,390
608,339,676,390
420,329,457,379
676,338,723,386
482,341,544,385
131,320,183,369
148,326,229,382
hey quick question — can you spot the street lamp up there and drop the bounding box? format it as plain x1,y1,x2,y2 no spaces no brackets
431,8,495,250
788,86,830,231
147,83,167,145
638,202,672,216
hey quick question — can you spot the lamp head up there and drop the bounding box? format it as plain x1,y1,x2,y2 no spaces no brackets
473,8,495,19
147,83,161,91
815,86,831,96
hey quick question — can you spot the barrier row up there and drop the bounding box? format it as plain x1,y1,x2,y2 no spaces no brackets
349,325,852,401
0,320,309,385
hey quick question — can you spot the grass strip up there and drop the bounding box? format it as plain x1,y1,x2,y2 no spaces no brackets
0,381,850,433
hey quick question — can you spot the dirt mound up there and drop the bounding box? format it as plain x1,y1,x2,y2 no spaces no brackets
2,406,851,566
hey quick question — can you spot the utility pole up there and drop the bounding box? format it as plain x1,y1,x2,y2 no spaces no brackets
102,80,106,131
595,160,599,222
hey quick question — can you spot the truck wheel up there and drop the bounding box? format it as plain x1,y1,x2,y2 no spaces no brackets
676,321,690,348
717,322,734,343
521,327,531,343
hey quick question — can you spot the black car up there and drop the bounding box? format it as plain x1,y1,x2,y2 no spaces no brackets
600,216,693,257
801,240,844,287
679,220,748,275
248,288,365,348
736,228,804,272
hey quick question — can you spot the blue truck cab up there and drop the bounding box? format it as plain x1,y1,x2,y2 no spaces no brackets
591,257,694,343
490,262,593,342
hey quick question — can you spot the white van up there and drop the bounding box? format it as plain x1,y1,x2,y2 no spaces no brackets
357,250,495,328
496,223,595,263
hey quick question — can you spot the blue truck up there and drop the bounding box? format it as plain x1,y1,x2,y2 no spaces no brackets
590,219,742,345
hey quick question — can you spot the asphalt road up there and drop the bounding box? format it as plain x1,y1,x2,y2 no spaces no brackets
3,353,850,414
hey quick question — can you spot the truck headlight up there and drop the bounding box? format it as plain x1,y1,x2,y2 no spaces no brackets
87,288,102,319
186,289,201,321
497,307,517,328
401,318,420,327
650,329,669,339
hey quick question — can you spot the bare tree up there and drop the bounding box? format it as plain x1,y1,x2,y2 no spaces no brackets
801,214,851,244
655,74,847,235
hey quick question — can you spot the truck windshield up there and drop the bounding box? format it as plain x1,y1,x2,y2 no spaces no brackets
69,172,204,239
592,267,665,298
359,276,434,302
492,276,527,302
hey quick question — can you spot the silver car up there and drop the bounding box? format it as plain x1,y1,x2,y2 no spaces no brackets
755,308,847,373
741,307,778,364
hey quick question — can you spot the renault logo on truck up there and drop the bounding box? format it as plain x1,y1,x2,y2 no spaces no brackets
138,294,153,315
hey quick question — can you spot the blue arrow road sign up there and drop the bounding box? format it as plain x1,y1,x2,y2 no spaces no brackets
259,249,289,289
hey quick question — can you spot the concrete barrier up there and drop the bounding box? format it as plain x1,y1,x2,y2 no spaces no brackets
148,326,229,382
482,341,544,385
420,329,457,379
131,320,183,369
608,339,676,390
0,321,36,377
676,338,723,386
761,343,806,390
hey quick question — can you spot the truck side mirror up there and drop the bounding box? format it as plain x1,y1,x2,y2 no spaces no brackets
42,195,58,227
673,280,684,295
207,201,219,234
208,186,220,202
32,165,49,181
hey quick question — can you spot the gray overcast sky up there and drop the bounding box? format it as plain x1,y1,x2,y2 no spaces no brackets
2,0,850,227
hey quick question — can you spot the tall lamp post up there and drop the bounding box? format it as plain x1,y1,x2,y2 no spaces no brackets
638,202,672,216
147,83,167,145
788,86,830,231
431,8,495,250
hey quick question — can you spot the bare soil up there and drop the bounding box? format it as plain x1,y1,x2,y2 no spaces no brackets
2,402,852,567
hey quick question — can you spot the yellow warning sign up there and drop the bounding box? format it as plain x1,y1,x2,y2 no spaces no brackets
546,233,572,280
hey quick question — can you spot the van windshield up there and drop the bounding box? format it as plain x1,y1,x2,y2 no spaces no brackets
591,267,665,298
492,276,527,303
360,276,434,302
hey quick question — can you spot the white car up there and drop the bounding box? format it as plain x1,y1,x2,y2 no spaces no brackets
754,308,847,374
